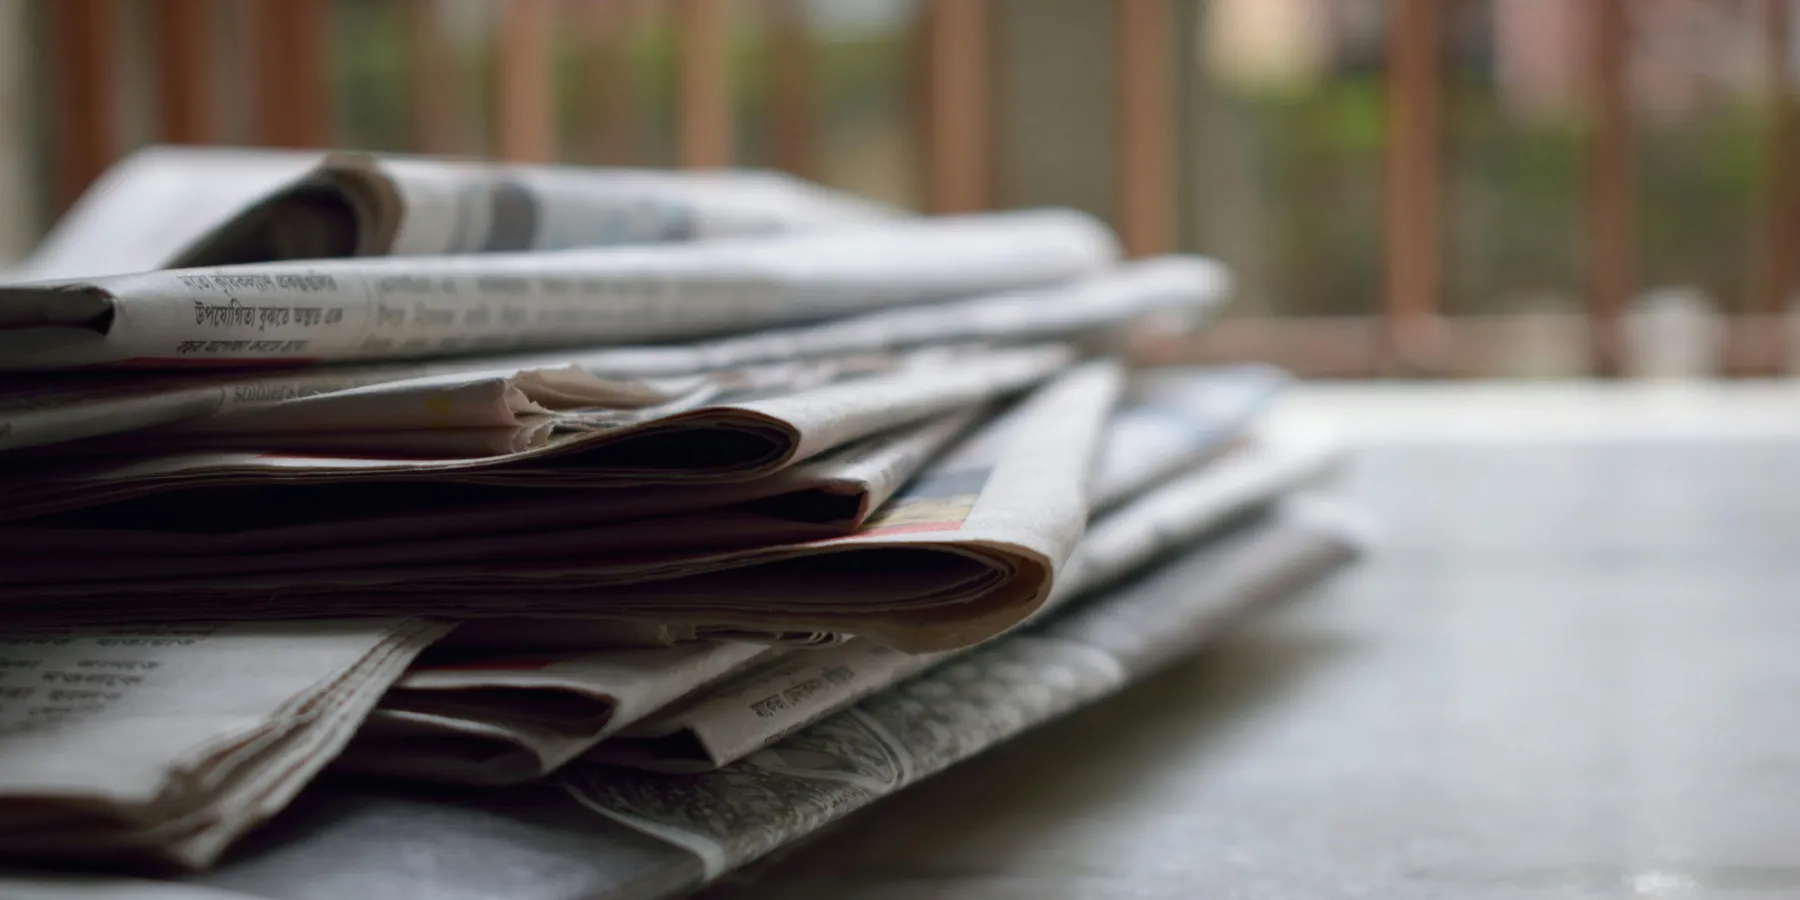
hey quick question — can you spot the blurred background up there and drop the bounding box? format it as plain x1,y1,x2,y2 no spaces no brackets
0,0,1795,379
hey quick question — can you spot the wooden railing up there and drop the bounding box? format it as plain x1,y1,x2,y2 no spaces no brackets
33,0,1800,378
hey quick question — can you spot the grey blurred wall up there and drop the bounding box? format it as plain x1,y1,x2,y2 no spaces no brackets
0,0,32,264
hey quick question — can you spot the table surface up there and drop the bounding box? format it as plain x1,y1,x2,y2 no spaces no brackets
703,381,1800,900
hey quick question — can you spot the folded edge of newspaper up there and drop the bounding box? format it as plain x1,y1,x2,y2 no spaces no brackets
337,639,781,785
0,343,1068,526
556,497,1364,883
172,152,902,267
0,498,1364,894
0,255,1219,453
586,431,1344,774
0,617,452,870
0,209,1116,370
0,359,1121,659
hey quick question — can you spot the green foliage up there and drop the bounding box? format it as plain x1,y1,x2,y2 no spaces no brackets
330,6,912,170
1637,102,1763,313
1442,74,1584,314
1230,76,1388,317
334,0,410,153
1225,70,1767,317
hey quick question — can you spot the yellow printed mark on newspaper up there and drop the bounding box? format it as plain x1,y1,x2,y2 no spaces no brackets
857,493,977,536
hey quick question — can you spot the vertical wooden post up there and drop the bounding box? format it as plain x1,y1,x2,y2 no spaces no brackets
151,0,217,144
401,0,461,155
677,0,733,168
46,0,119,211
581,0,642,166
1746,0,1797,374
922,0,991,213
909,0,935,194
494,0,557,162
249,0,332,147
1116,0,1174,258
766,0,816,179
1384,0,1445,373
1583,0,1632,377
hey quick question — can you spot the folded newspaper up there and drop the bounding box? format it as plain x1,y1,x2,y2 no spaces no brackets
4,146,893,283
343,429,1342,786
0,618,449,870
0,255,1223,453
341,639,783,785
0,408,978,559
171,151,899,267
0,342,1069,523
319,365,1302,783
0,208,1113,369
0,497,1362,894
0,362,1279,562
0,149,1373,895
0,362,1124,654
1091,363,1290,509
552,500,1364,894
588,433,1342,776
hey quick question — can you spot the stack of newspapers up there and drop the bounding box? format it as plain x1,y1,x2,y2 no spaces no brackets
0,148,1367,898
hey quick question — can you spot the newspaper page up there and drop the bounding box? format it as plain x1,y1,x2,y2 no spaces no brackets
519,403,983,537
559,499,1363,886
0,618,450,870
0,409,975,559
172,403,977,564
3,148,892,282
0,254,1219,454
590,640,941,775
1091,364,1290,510
0,501,1361,896
0,357,686,453
0,343,1067,524
619,255,1225,380
337,640,781,785
0,209,1116,370
1,147,323,284
588,431,1344,774
583,368,1295,773
0,362,1125,655
128,409,973,564
173,152,899,267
